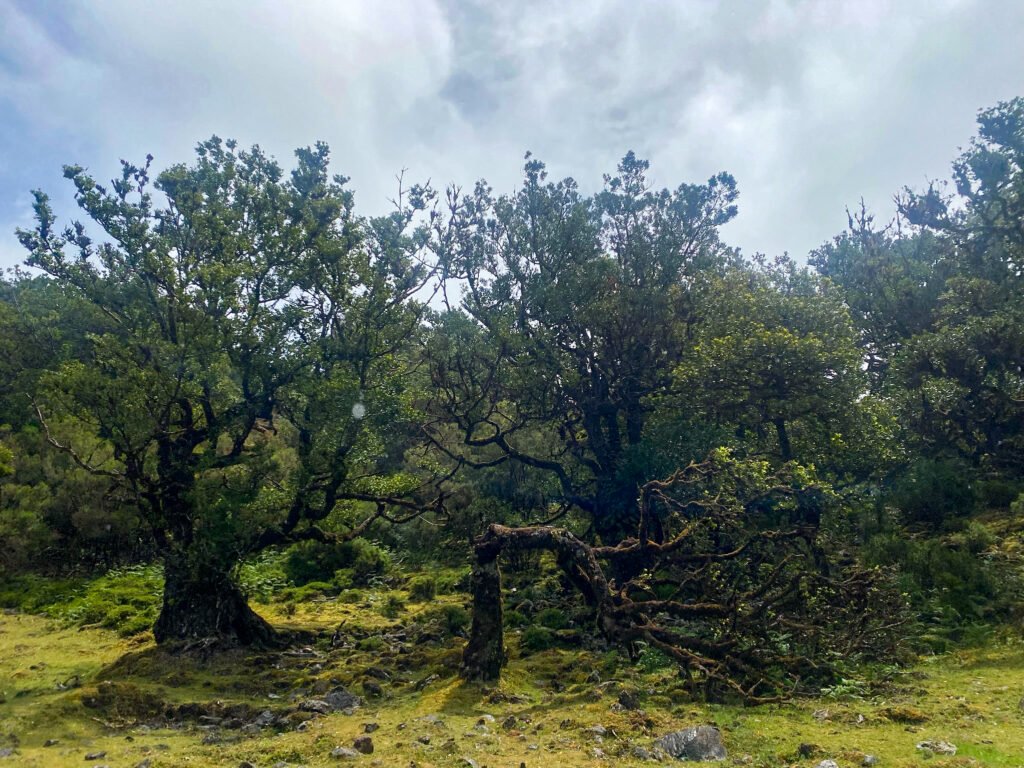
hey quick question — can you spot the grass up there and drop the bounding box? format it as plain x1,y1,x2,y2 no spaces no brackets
1,580,1024,768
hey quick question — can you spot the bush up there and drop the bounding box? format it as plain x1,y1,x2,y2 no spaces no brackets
407,575,437,602
520,625,555,653
421,603,470,636
536,607,568,630
283,538,390,587
888,459,976,526
504,609,529,628
379,594,406,618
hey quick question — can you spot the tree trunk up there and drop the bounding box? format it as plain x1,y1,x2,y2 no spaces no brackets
153,553,278,647
774,417,792,462
461,553,506,681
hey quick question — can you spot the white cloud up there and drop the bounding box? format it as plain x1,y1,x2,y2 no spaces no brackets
1,0,1023,269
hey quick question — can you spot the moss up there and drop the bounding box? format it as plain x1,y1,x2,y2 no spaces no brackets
406,575,437,602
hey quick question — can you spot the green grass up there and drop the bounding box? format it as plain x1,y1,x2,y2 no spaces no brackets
1,579,1023,767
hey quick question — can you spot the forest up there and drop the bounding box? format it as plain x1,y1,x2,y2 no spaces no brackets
0,98,1022,767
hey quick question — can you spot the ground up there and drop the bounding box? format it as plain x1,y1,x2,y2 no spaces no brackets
2,583,1024,768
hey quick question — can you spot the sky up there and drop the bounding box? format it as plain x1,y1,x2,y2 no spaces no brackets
1,0,1023,270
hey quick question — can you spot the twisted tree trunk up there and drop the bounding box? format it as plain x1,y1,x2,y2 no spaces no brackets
153,552,277,647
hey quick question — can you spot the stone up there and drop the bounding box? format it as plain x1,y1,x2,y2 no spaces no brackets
653,726,727,761
916,740,956,755
353,736,374,754
862,756,881,766
461,759,479,768
363,680,383,697
618,689,641,710
816,761,839,768
331,746,359,759
0,749,15,759
239,762,257,768
134,760,152,768
85,752,108,761
44,739,59,747
325,687,362,711
363,722,380,733
300,699,333,715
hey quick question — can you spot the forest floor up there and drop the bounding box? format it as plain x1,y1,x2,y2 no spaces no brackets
1,584,1024,768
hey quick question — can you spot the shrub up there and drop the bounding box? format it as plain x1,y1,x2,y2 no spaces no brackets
504,609,529,628
379,595,406,618
407,575,437,602
888,459,976,526
283,538,390,587
55,564,163,636
536,607,568,630
520,625,554,653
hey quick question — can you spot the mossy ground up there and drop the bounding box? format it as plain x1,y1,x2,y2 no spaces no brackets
2,584,1024,767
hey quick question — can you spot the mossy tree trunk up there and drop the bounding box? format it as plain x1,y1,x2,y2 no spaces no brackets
153,551,277,647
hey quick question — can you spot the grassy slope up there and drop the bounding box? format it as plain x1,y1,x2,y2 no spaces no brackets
2,591,1024,768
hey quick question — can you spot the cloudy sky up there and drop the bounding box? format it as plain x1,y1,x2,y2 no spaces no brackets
1,0,1022,269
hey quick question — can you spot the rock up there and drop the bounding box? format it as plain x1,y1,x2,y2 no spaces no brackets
239,762,257,768
363,722,379,733
461,759,479,768
417,735,431,745
618,689,641,710
585,725,608,738
632,746,654,760
300,699,333,715
85,752,108,761
653,726,727,761
253,709,278,726
331,746,360,759
862,756,881,766
365,666,391,680
325,687,362,711
799,743,821,758
134,760,152,768
353,736,374,754
0,749,15,759
272,762,290,768
501,715,517,730
44,739,59,747
477,714,495,723
816,761,839,768
916,740,956,755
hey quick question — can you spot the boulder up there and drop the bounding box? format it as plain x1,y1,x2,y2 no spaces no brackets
653,726,727,761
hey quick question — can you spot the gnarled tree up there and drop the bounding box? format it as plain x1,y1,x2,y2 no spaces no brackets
462,450,905,700
427,153,739,546
19,138,441,644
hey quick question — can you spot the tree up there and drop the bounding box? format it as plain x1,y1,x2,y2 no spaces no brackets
673,257,872,472
427,152,739,545
461,450,903,700
888,99,1024,473
18,138,440,644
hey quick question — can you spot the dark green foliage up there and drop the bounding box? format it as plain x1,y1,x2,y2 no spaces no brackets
864,524,1013,628
519,625,555,653
283,538,390,587
421,603,470,636
888,459,976,526
535,607,568,630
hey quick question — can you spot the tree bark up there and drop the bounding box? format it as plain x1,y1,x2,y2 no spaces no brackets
153,552,278,647
461,553,506,681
